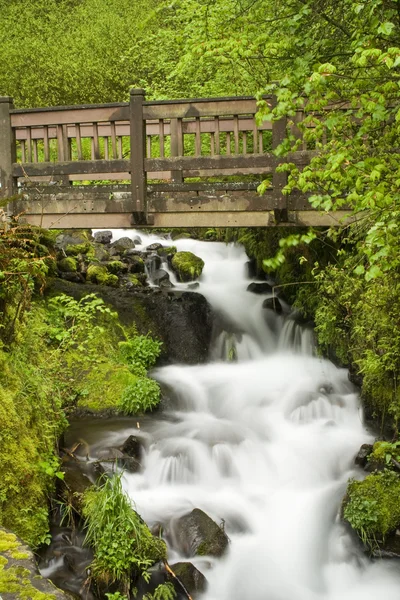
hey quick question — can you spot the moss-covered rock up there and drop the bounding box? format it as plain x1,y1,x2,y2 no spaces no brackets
173,508,229,558
65,242,91,256
343,470,400,550
86,264,118,286
76,363,138,412
57,257,77,273
106,260,128,275
157,246,177,257
171,251,204,282
0,528,71,599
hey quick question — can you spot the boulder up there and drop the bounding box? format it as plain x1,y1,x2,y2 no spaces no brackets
133,235,142,245
171,562,207,598
171,252,204,282
0,527,73,599
128,256,146,274
111,237,135,252
55,230,92,252
146,243,163,252
93,230,112,244
97,447,141,473
92,243,110,262
58,257,78,273
246,282,273,294
59,458,93,513
262,297,282,314
152,269,172,287
172,508,229,558
119,435,144,462
355,443,373,468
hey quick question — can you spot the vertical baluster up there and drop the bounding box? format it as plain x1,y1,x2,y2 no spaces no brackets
33,138,38,162
233,115,239,154
43,126,49,161
177,118,183,156
159,119,165,157
146,134,152,158
26,127,32,162
93,123,100,159
104,137,109,160
243,131,247,155
211,132,215,156
118,136,123,159
259,131,263,153
226,131,231,155
214,117,220,155
57,125,64,161
111,122,117,159
170,117,183,182
75,124,83,160
253,119,258,153
21,139,26,163
195,117,201,156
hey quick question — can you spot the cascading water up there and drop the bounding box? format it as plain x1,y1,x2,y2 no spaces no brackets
115,231,400,600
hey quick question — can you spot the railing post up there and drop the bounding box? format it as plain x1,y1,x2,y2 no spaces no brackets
130,88,148,224
272,95,288,224
0,97,17,215
170,118,183,183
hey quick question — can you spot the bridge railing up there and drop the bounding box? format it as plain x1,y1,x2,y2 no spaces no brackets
0,89,313,225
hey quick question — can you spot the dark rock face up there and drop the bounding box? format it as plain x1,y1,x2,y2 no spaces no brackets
262,297,282,314
49,280,213,365
171,562,207,598
94,230,112,244
146,243,163,252
152,269,172,287
111,237,135,252
119,435,144,462
172,508,229,558
355,443,373,468
247,282,273,294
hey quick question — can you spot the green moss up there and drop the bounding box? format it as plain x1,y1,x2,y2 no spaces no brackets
156,246,177,256
107,260,126,274
77,364,138,411
127,274,143,287
87,264,118,286
57,257,78,272
343,470,400,549
65,242,91,256
171,251,204,282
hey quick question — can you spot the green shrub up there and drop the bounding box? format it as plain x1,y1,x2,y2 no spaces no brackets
83,474,166,589
119,377,161,414
119,335,162,370
343,470,400,550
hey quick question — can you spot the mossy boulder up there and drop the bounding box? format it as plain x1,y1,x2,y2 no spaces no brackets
0,528,71,599
156,246,177,257
57,257,77,273
76,363,138,412
171,251,204,282
65,242,91,256
343,470,400,550
111,237,135,253
172,508,229,558
106,260,128,275
86,264,118,286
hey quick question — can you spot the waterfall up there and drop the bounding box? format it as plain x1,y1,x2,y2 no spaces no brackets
109,231,400,600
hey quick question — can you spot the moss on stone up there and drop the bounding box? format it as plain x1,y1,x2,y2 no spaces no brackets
157,246,177,257
87,264,118,286
127,274,143,287
171,251,204,282
106,260,126,275
57,257,78,272
65,242,91,256
343,470,400,548
77,363,138,412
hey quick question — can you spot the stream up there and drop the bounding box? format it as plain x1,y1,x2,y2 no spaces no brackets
42,232,400,599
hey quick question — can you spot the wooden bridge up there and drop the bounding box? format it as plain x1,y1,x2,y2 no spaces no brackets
0,90,348,228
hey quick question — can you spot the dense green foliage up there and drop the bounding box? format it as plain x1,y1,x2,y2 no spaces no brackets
83,474,166,592
344,470,400,551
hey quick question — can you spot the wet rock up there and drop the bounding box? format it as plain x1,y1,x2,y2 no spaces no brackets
60,458,93,513
128,256,146,274
55,230,92,252
93,230,112,244
355,443,373,468
373,529,400,558
245,258,257,278
146,242,163,252
0,527,73,599
172,508,229,558
133,235,142,245
153,269,171,286
146,254,162,273
119,435,144,462
171,562,207,598
171,251,204,282
60,271,85,283
111,237,135,252
49,280,214,365
97,447,141,473
188,282,200,290
246,282,273,294
262,297,282,314
92,242,110,262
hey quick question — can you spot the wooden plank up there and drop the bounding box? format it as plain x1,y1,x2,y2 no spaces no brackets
226,132,231,155
43,126,50,161
110,122,117,159
195,117,201,156
170,117,183,183
75,124,83,160
233,115,239,153
11,105,129,127
159,119,165,157
26,128,32,162
12,159,130,177
33,139,38,162
215,117,220,155
143,98,258,119
130,88,147,213
146,153,277,172
92,123,100,159
147,182,261,192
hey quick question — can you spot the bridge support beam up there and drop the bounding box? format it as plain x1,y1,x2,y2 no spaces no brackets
0,97,17,220
130,88,148,225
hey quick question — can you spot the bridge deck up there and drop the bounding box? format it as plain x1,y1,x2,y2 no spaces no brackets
0,91,351,228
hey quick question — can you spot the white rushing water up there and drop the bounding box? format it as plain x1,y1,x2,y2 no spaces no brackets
106,230,400,600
